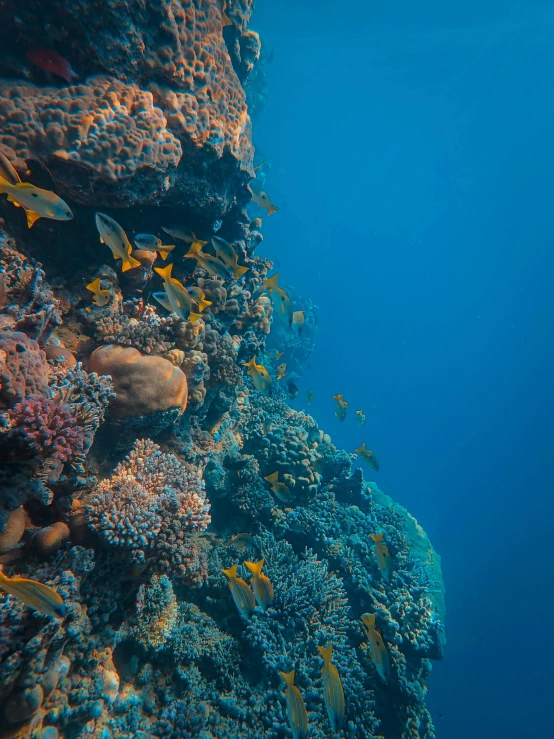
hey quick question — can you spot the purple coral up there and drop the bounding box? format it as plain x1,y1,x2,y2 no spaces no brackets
7,398,85,463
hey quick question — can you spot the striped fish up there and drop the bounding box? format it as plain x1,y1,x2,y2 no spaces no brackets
279,669,308,739
244,558,274,610
318,645,345,731
0,565,66,619
361,613,391,683
222,563,256,618
369,533,393,582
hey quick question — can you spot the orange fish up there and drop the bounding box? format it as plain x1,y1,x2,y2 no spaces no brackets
355,443,379,471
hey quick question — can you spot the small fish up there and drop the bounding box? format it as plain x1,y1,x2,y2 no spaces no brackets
279,670,309,739
95,213,141,272
277,362,287,380
86,277,111,307
356,409,366,426
188,286,212,312
184,240,234,280
369,533,393,582
24,158,56,191
267,349,284,361
318,645,346,732
162,226,206,246
134,234,176,260
244,558,274,610
0,565,66,619
224,533,257,551
333,393,348,422
361,613,390,683
287,379,299,400
264,471,295,504
355,443,379,471
154,263,202,324
251,188,279,216
243,356,273,394
292,310,305,334
253,160,267,172
26,48,78,84
0,178,73,228
222,563,256,619
212,236,249,279
306,390,315,406
217,0,233,26
0,151,21,185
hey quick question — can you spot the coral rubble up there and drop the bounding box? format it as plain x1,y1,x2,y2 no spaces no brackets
0,2,445,738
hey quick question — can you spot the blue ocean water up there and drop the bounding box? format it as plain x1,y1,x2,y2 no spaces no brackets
253,2,554,737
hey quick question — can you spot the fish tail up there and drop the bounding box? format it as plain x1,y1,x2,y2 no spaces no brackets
0,175,10,193
189,312,202,325
370,533,383,543
159,245,175,260
234,265,249,279
318,644,333,663
279,669,295,687
267,204,279,216
121,255,141,272
244,558,264,576
222,564,238,580
154,263,173,280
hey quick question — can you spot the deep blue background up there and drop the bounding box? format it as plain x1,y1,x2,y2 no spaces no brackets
251,1,554,737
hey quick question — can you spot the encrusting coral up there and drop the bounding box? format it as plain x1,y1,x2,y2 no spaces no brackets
0,2,445,736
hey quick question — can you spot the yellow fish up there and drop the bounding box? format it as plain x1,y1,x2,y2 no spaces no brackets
263,272,280,292
318,645,346,732
306,390,315,406
218,0,233,26
0,565,66,619
333,394,348,422
251,187,279,216
356,409,366,426
369,533,393,582
245,558,274,610
267,349,284,361
162,226,207,248
355,443,379,471
243,356,272,394
184,240,234,280
361,613,390,683
222,563,256,619
134,233,176,260
292,310,305,333
154,263,202,324
95,213,141,272
212,236,249,279
277,362,287,380
224,533,257,552
188,286,212,313
86,277,111,307
0,176,73,228
273,288,293,325
264,471,295,504
279,670,308,739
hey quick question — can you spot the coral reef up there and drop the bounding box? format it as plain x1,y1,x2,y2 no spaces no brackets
0,2,444,737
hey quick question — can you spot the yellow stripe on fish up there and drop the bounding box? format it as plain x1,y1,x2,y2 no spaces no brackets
243,356,272,394
95,212,141,272
244,558,274,610
0,565,66,619
222,563,256,619
279,670,308,739
154,263,202,324
318,645,345,731
369,533,393,582
361,613,391,683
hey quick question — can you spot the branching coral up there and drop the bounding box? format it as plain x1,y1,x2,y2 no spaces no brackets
94,299,180,356
129,574,178,652
87,439,210,584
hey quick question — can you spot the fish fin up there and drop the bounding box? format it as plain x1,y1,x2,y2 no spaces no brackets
189,312,202,325
361,613,376,628
121,255,141,272
244,558,264,576
199,298,212,312
159,245,175,260
86,278,101,293
25,209,42,228
318,645,333,663
264,471,278,483
234,264,249,279
152,292,173,312
154,264,173,280
370,533,383,543
222,11,233,26
266,204,279,216
0,175,10,192
264,273,279,291
279,669,295,686
222,564,238,579
354,444,365,453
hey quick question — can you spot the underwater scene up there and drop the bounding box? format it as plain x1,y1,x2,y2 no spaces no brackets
0,0,552,738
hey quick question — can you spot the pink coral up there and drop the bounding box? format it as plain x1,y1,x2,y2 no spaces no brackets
7,397,85,463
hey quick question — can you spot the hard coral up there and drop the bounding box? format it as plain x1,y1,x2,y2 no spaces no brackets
93,300,180,356
87,439,210,584
0,506,25,553
7,397,85,463
88,344,188,419
0,330,50,410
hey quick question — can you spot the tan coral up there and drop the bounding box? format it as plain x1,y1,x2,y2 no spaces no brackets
0,507,26,554
34,522,71,557
88,344,188,418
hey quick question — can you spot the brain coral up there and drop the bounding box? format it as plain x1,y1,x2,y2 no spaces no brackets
88,344,188,419
0,330,50,409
